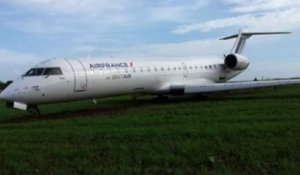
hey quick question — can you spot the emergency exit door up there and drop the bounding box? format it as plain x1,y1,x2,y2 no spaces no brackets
181,62,188,78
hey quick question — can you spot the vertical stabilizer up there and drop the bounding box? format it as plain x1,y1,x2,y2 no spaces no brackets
231,29,248,54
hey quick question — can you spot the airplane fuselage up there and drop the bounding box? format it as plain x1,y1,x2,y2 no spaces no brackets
1,57,242,105
2,30,295,114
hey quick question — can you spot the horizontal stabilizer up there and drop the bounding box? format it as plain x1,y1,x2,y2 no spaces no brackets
220,30,291,54
220,32,291,40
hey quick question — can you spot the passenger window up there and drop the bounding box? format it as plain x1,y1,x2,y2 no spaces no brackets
44,67,62,75
24,68,44,76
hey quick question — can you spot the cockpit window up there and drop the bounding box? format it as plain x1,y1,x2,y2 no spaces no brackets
24,68,45,76
24,67,62,76
44,67,62,75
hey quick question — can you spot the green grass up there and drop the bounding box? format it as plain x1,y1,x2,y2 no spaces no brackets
0,87,300,174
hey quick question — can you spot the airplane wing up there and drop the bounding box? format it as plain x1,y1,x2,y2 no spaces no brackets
169,79,300,94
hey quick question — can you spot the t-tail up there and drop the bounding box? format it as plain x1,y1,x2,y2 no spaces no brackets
220,30,291,70
220,30,291,54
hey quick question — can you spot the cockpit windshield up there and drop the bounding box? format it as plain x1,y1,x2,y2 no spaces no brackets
24,68,45,76
44,68,62,75
24,67,63,76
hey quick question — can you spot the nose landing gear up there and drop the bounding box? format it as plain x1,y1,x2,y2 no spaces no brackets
27,105,41,117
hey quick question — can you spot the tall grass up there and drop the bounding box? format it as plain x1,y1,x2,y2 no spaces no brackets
0,86,299,174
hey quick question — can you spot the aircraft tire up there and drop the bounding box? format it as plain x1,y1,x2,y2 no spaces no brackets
27,105,41,117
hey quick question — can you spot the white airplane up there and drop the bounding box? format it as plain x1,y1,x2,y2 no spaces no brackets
1,30,299,116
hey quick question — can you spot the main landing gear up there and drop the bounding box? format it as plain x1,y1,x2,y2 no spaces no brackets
27,105,41,117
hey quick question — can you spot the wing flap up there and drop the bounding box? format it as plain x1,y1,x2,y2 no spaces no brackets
178,79,300,94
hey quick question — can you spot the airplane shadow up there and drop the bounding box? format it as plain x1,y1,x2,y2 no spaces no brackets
3,93,300,124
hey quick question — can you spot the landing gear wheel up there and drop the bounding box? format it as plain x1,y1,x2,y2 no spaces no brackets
27,105,41,117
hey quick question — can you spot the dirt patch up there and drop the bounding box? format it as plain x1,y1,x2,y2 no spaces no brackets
3,104,134,124
3,92,292,124
2,97,177,124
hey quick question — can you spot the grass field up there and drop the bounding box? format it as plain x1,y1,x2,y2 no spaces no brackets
0,87,300,174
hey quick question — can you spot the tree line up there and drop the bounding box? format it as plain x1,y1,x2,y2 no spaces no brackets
0,81,13,91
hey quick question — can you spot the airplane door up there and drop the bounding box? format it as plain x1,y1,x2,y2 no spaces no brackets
66,59,87,92
181,62,188,78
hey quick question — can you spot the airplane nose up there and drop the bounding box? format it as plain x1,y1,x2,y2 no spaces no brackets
0,82,19,102
0,89,8,101
0,87,13,102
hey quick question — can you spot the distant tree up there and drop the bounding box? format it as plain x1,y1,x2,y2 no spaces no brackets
5,81,13,87
0,81,5,90
0,80,13,90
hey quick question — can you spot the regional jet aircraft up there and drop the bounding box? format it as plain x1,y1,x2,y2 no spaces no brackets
1,30,299,116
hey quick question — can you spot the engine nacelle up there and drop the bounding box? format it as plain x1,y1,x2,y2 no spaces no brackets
224,54,249,70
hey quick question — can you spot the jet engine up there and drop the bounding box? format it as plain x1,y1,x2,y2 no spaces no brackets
224,54,249,70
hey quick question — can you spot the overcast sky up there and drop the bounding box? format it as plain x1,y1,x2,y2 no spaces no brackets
0,0,300,81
